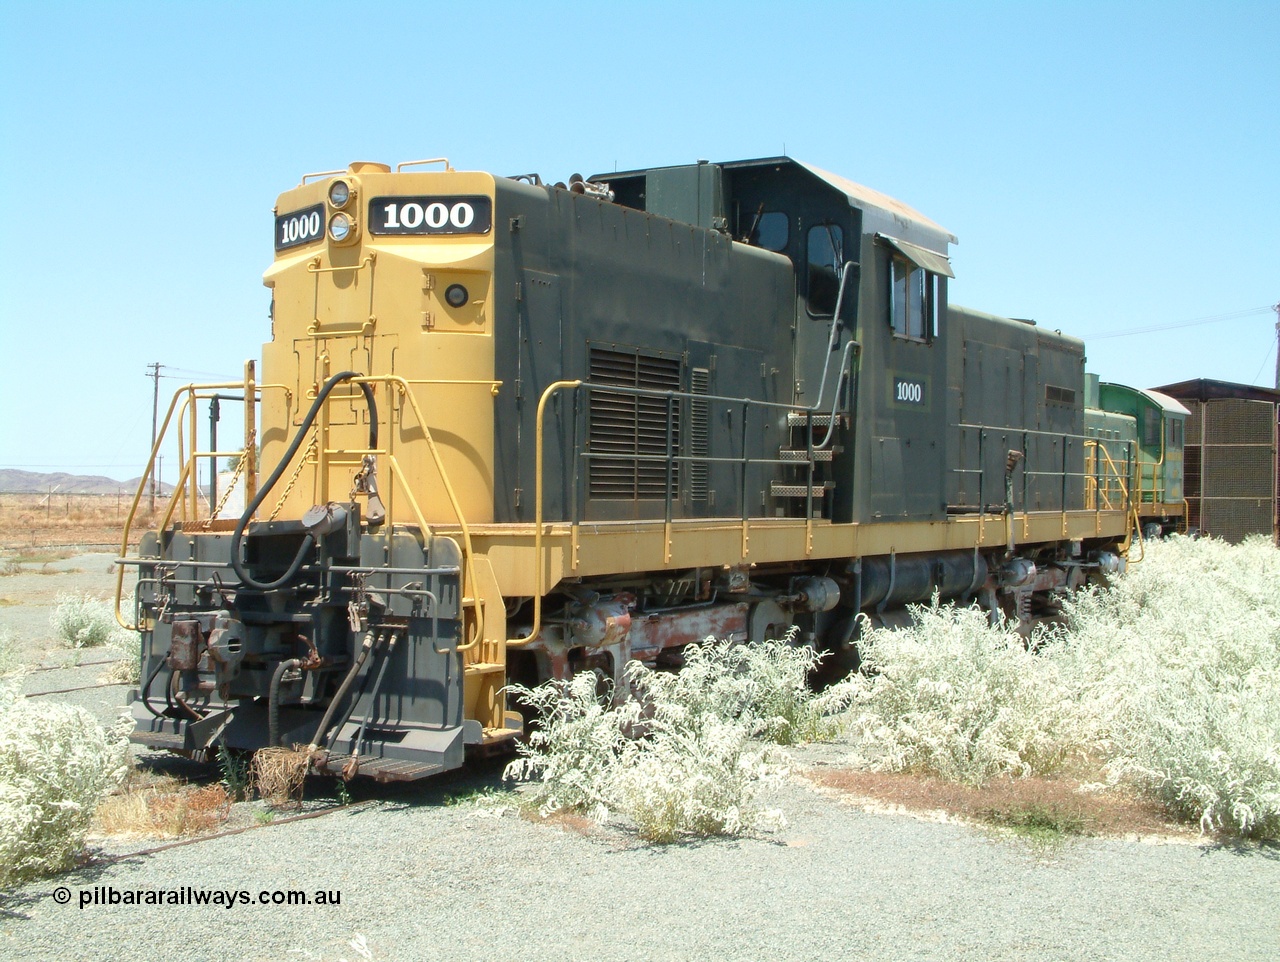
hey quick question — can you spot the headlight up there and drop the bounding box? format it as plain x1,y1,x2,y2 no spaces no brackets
328,212,353,242
444,284,469,308
328,180,351,209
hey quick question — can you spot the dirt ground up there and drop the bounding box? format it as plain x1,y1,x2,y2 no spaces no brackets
0,492,172,552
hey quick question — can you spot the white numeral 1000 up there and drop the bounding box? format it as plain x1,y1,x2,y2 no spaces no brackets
382,201,475,230
896,381,923,403
280,211,322,244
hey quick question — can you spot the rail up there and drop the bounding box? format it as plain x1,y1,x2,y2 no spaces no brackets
518,376,855,645
1083,439,1133,512
952,423,1135,541
1084,439,1143,557
114,364,499,649
114,361,290,629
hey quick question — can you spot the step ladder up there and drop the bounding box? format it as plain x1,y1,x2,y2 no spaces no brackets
771,410,843,513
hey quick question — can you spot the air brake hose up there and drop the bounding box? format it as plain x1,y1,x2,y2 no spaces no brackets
307,630,377,754
350,631,400,758
141,652,170,719
268,658,304,747
230,371,378,591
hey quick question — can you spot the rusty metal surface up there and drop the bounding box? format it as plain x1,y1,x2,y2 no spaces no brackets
629,602,749,661
167,621,203,671
310,752,444,783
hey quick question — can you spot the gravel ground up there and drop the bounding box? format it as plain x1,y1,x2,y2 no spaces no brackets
2,553,1278,962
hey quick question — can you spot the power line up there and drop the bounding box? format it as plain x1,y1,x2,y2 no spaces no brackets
0,464,146,469
1250,336,1276,387
1087,305,1273,340
159,368,239,380
147,362,163,512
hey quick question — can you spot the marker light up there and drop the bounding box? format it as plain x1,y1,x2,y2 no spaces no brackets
444,284,469,308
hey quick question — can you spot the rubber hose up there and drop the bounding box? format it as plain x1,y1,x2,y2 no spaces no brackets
141,652,170,719
350,632,399,756
268,658,303,747
231,372,378,592
307,631,376,753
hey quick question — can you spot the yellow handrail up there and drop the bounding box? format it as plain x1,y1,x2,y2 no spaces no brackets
113,377,290,630
1088,440,1141,558
511,379,582,647
351,375,486,652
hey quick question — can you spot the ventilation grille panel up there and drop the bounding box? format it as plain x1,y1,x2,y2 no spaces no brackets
589,347,681,500
689,368,710,502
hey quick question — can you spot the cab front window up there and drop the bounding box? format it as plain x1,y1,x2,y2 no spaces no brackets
807,223,843,317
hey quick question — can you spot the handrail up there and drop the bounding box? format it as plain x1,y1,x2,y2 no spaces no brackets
515,380,581,646
811,261,858,413
396,157,454,172
956,423,1135,487
1086,439,1141,558
114,375,290,630
350,375,484,651
299,168,346,185
115,369,492,646
307,254,375,275
1081,438,1130,510
516,376,851,646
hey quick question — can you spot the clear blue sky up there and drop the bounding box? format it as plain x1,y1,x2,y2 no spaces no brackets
1,0,1276,483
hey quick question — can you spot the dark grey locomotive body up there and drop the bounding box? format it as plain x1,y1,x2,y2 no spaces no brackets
485,157,977,530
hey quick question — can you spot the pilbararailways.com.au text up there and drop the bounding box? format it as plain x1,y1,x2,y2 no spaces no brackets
63,886,342,909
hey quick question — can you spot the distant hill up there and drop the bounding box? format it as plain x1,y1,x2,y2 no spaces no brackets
0,469,174,496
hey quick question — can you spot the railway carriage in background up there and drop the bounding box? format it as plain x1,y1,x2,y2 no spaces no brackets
117,156,1135,781
1085,378,1189,538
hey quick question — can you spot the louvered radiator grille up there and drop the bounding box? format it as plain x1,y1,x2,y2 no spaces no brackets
588,347,681,500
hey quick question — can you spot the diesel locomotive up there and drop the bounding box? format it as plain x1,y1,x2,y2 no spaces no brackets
117,156,1134,781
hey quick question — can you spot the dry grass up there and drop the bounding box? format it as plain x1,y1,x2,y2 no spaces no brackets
94,772,231,838
521,809,598,836
0,492,175,550
252,747,310,807
805,767,1195,840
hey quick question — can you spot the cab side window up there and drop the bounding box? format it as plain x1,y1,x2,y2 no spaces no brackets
807,223,843,316
889,255,939,340
749,211,789,252
1143,408,1160,448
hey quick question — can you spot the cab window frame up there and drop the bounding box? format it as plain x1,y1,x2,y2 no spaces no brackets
888,253,940,342
806,222,844,318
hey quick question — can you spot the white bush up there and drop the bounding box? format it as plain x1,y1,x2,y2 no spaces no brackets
50,593,133,650
834,536,1280,839
49,593,140,684
505,650,803,842
0,681,130,885
836,603,1096,783
0,629,18,677
1060,535,1280,838
634,636,850,745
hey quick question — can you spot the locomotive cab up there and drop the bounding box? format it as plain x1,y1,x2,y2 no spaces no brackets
600,157,956,525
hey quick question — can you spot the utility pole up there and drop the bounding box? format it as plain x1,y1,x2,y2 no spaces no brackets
147,362,163,512
1274,303,1279,391
209,395,220,513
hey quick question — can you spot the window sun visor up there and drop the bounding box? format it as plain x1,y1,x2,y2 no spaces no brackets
876,233,955,278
